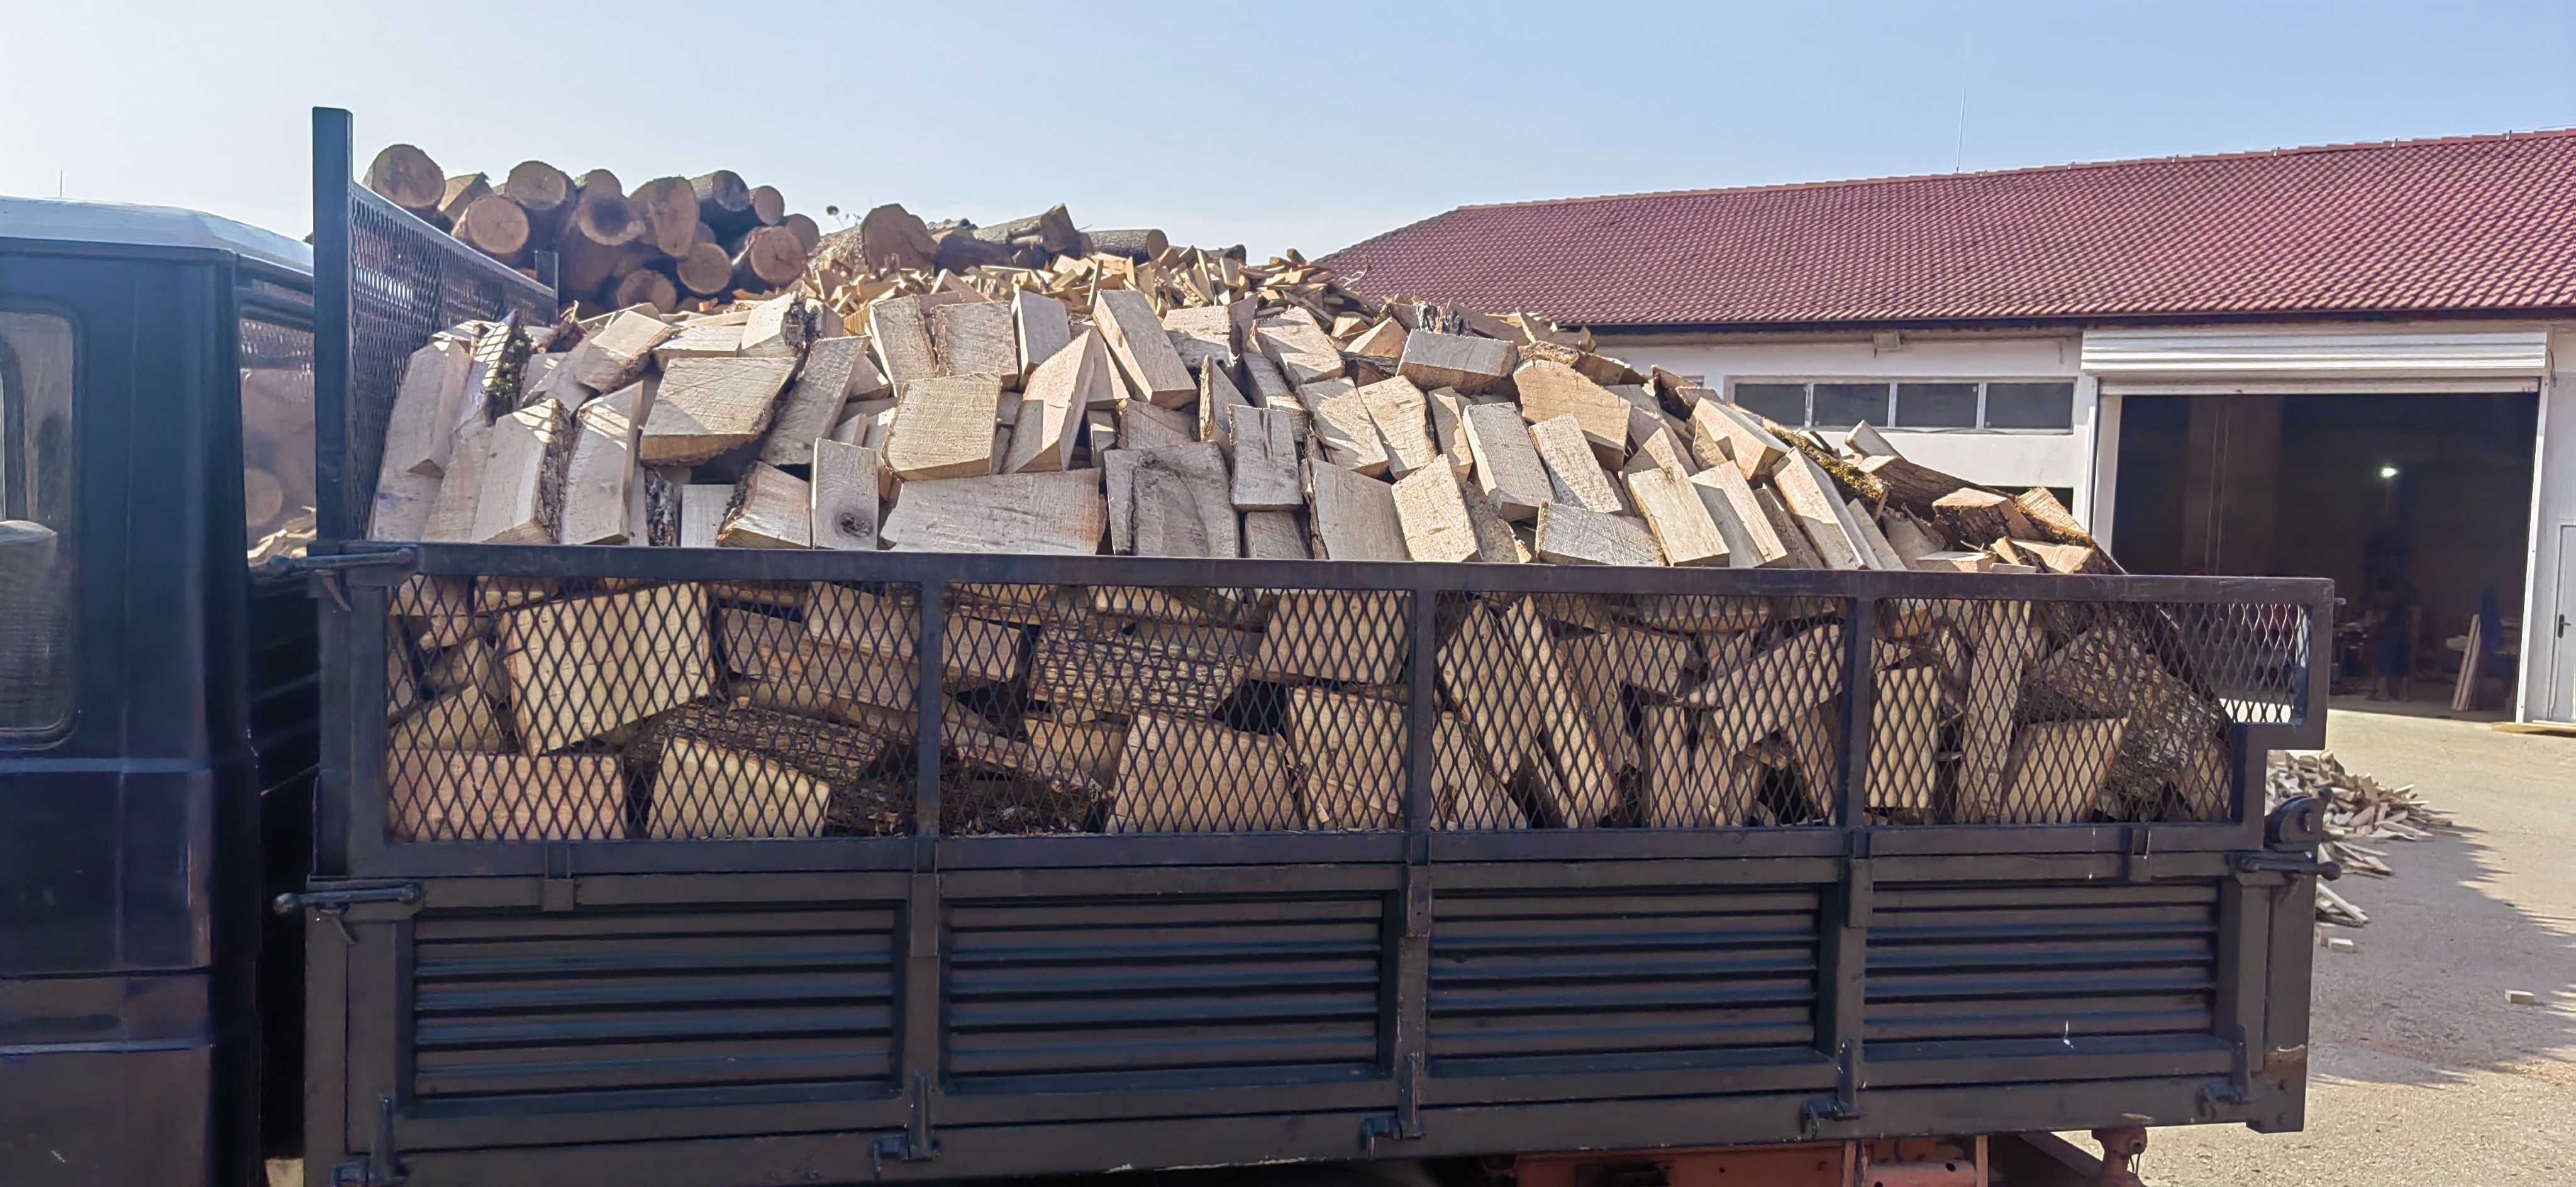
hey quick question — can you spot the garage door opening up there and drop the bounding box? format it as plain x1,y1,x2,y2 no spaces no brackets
2112,391,2537,702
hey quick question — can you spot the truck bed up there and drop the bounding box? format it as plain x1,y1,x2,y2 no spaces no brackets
293,109,2331,1187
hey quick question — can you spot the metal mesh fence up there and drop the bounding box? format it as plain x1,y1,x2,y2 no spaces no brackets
1863,597,2306,825
341,186,553,536
375,574,2310,843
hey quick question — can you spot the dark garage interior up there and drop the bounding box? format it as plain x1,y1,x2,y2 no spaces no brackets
2114,391,2537,691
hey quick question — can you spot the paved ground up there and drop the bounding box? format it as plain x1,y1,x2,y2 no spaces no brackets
2143,702,2576,1186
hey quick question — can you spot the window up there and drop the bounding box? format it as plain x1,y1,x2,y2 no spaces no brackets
1732,382,1806,425
1892,382,1978,429
241,317,317,563
1984,381,2077,429
1,310,77,738
1726,378,2077,432
1811,383,1889,429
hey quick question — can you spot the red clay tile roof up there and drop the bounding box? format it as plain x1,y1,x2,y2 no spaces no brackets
1322,131,2576,328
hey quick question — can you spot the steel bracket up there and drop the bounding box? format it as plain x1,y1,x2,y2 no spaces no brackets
1841,831,1875,928
871,1071,940,1176
331,1095,407,1186
1362,1052,1425,1150
1801,1038,1865,1137
286,546,418,610
2123,825,2155,883
540,846,576,912
275,883,421,947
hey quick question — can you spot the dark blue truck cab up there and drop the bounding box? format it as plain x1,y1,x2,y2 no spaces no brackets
0,198,317,1187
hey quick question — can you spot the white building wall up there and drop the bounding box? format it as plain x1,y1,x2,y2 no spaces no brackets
1605,333,2101,518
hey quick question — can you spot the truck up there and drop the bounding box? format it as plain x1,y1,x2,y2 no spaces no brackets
0,108,2340,1187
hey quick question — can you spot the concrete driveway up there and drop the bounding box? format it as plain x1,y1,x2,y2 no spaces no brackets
2146,705,2576,1185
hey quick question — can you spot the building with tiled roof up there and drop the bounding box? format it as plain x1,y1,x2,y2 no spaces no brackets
1328,132,2576,724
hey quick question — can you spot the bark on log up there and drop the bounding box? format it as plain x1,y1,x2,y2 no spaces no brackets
365,144,445,215
674,241,734,296
781,213,820,255
934,228,1015,272
857,204,937,272
1087,228,1169,262
611,268,677,314
436,173,491,228
970,205,1082,257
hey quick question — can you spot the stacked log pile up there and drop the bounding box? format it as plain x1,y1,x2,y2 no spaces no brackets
363,144,818,313
362,207,2252,839
2267,751,2454,927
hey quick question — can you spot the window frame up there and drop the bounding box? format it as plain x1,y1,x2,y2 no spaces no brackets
1721,377,2079,434
0,300,83,746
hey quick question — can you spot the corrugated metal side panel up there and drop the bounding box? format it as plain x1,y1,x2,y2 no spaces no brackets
947,893,1387,1093
409,904,897,1099
1865,882,2218,1049
1430,887,1821,1076
2081,326,2549,380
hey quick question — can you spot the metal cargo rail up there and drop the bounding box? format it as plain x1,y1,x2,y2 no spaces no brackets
297,108,2334,1187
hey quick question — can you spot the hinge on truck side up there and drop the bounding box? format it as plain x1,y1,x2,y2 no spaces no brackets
1361,1052,1425,1151
1799,1039,1865,1137
331,1095,406,1186
274,884,423,947
870,1071,939,1177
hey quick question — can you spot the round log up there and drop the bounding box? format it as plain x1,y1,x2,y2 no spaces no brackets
243,468,286,527
781,213,821,255
730,226,806,292
566,172,642,248
500,160,572,217
612,268,678,314
857,203,936,272
675,241,735,295
933,229,1013,272
364,144,445,214
436,173,491,228
454,194,533,262
693,170,756,236
749,185,786,226
556,232,624,296
969,204,1080,256
629,177,701,258
1086,228,1169,262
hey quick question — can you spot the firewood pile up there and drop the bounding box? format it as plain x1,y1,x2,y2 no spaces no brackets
362,144,819,312
357,195,2271,840
2267,751,2454,927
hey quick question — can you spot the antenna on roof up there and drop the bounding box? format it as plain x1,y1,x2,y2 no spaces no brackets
1953,31,1971,172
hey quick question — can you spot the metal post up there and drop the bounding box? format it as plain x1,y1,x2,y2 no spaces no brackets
309,108,354,545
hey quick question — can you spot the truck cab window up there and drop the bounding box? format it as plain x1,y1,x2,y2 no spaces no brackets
241,317,317,563
0,311,77,739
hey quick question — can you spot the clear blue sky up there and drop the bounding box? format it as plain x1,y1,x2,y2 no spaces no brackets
5,1,2569,260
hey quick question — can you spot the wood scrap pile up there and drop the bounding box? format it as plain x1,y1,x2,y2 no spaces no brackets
2267,751,2454,926
364,144,818,313
356,209,2257,837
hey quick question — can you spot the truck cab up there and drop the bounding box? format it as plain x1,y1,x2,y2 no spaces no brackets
0,198,317,1187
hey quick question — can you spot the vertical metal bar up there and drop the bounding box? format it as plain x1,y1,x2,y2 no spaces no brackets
1403,585,1436,832
1838,596,1877,828
346,585,393,874
913,579,945,842
309,107,354,545
2212,879,2268,1060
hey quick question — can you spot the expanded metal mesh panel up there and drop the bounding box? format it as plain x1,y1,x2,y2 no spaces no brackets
1864,598,2304,825
341,186,552,535
941,582,1413,835
1434,591,1847,830
947,893,1385,1093
408,902,898,1102
1430,886,1821,1076
384,577,916,842
1864,882,2220,1048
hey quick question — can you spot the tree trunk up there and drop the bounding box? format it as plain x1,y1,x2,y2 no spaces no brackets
693,170,757,236
675,241,735,295
749,184,786,227
629,176,701,257
856,204,936,272
780,213,820,255
1086,228,1169,262
612,268,678,314
436,173,491,228
564,170,642,248
499,160,572,220
970,205,1081,256
934,228,1015,272
365,144,445,215
454,194,533,264
730,226,806,292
